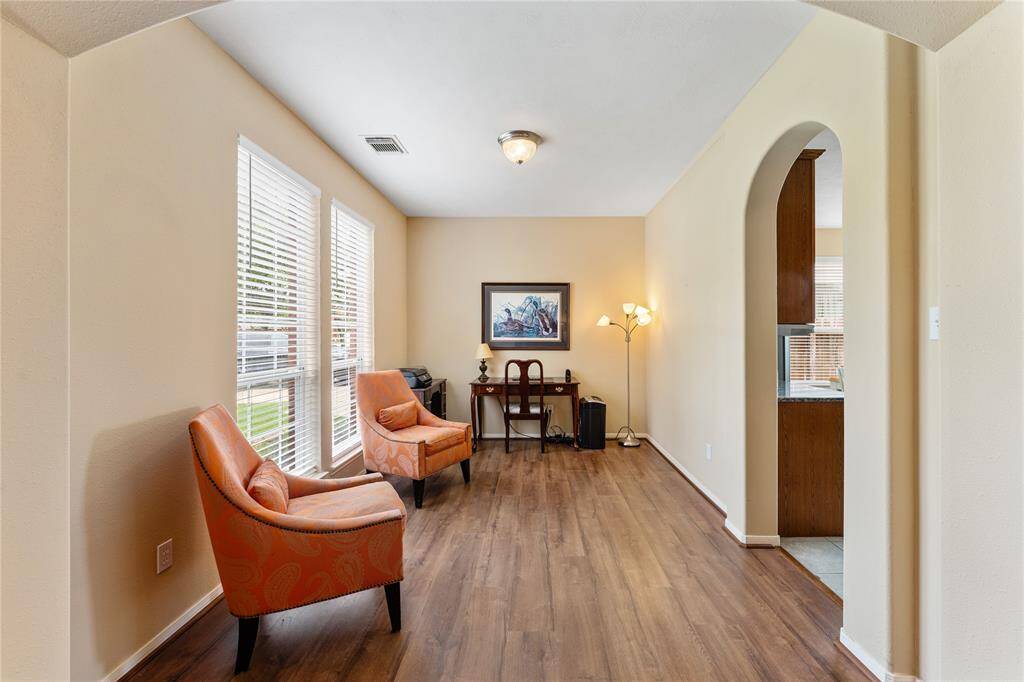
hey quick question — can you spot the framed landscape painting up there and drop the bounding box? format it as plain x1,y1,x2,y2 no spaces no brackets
481,282,570,351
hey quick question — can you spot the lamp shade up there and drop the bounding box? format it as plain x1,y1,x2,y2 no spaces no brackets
636,312,653,326
622,302,637,315
596,315,611,327
634,305,650,316
475,343,493,360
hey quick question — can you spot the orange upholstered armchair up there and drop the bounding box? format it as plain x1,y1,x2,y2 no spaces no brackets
357,370,473,508
189,405,406,673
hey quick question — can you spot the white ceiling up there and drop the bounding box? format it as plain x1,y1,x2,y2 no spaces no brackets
806,0,1002,51
1,0,221,57
809,129,842,228
192,2,816,217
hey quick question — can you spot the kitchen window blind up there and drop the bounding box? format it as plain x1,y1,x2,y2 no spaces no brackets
330,200,374,456
789,256,844,382
236,137,321,474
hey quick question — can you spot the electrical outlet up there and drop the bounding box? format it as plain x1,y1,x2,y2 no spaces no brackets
157,539,173,574
705,443,713,461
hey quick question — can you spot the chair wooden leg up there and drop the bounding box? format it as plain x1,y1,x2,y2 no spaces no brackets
505,417,510,453
384,582,402,632
540,414,547,454
235,616,259,674
460,458,470,483
412,479,425,509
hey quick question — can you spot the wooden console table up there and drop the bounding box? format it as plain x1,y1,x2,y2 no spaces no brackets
470,376,580,451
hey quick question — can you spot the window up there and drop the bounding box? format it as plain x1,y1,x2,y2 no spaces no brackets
236,138,321,474
330,201,374,457
789,256,844,382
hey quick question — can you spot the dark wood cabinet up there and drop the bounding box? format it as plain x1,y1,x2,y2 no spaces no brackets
778,399,843,536
777,149,824,324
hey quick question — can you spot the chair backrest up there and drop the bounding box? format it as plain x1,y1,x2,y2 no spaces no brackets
189,404,265,509
356,370,419,425
504,359,544,415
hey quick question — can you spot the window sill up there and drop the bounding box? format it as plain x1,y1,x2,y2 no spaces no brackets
323,446,364,479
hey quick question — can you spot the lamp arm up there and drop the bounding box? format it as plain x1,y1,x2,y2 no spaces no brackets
624,313,635,336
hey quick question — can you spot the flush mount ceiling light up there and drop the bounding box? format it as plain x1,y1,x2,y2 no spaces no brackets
498,130,542,165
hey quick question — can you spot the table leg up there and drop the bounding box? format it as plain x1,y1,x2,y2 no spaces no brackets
571,387,580,450
471,394,479,451
478,396,485,444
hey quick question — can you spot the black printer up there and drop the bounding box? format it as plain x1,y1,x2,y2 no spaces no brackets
399,366,432,389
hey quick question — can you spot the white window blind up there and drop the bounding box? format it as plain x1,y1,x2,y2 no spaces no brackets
236,138,321,474
789,256,844,382
331,201,374,456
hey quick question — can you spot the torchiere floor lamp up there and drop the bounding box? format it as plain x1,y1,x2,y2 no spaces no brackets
597,303,652,447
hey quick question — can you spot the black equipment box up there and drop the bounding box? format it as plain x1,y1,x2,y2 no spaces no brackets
399,366,432,389
578,396,606,450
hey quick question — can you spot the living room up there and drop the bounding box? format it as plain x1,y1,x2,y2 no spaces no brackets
2,1,1021,680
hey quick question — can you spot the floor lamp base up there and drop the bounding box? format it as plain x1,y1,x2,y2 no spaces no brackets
616,427,641,448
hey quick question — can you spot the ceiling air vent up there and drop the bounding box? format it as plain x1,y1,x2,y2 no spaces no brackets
362,135,407,155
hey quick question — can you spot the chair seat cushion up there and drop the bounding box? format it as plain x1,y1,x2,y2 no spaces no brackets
507,403,551,415
391,424,465,455
377,399,419,431
287,481,405,520
247,459,289,513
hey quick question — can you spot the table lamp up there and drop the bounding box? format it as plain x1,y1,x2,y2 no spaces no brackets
475,343,493,382
597,303,653,447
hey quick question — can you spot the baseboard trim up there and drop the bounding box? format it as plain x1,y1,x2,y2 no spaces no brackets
839,629,884,680
107,583,224,682
723,518,780,548
643,435,782,548
643,434,728,515
838,628,917,682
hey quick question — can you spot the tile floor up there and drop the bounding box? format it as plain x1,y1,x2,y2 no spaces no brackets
780,536,843,598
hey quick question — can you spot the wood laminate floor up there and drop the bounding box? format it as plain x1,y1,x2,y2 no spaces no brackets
131,440,868,681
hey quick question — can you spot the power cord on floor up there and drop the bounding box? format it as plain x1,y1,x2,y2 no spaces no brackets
544,424,576,446
498,396,578,447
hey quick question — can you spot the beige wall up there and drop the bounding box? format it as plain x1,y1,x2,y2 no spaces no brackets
815,228,842,256
644,12,917,676
67,19,406,680
918,3,1023,679
407,217,646,438
0,18,71,680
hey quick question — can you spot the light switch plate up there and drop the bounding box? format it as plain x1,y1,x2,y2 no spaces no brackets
705,443,713,461
929,306,940,340
157,539,173,574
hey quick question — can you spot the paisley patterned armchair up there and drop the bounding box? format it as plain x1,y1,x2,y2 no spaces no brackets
189,404,406,673
357,370,473,508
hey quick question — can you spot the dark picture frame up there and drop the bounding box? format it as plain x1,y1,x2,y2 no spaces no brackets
481,282,570,351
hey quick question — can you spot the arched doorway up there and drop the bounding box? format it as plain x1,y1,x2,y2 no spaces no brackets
736,112,917,675
743,121,833,544
743,122,847,598
776,129,845,594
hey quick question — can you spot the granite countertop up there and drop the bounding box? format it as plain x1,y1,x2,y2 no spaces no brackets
778,382,844,402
